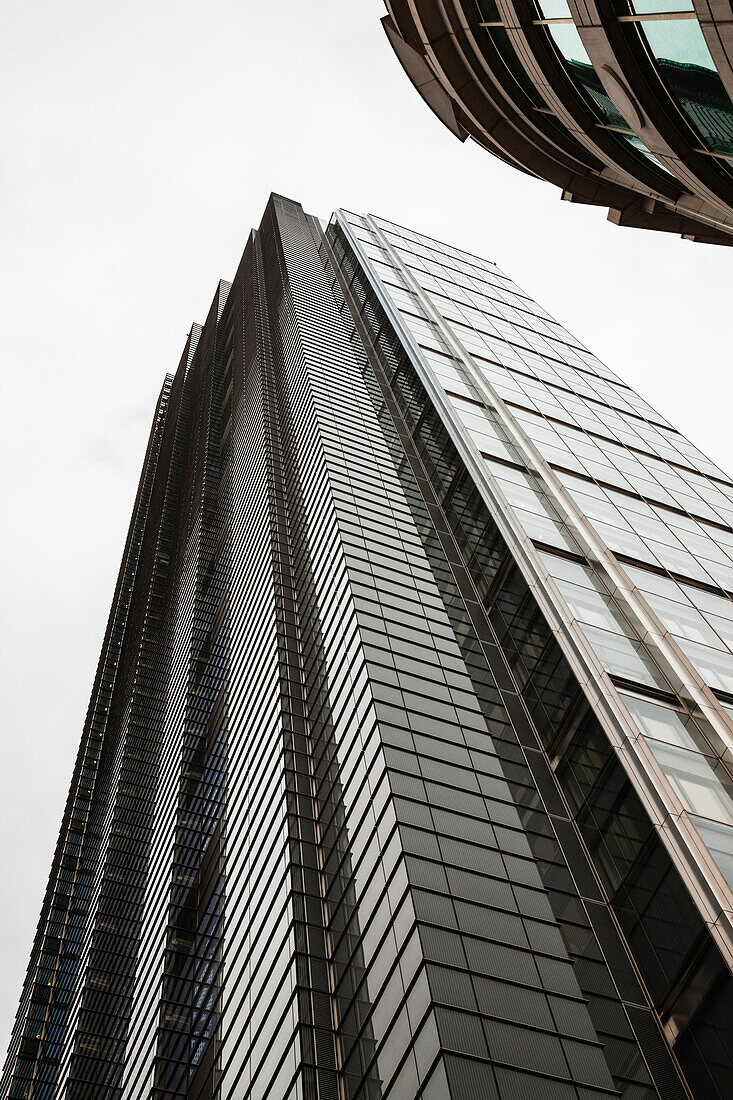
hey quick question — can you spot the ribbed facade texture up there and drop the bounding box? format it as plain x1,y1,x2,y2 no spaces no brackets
383,1,733,244
4,194,733,1100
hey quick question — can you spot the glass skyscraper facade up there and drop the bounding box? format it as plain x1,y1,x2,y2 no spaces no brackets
4,193,733,1100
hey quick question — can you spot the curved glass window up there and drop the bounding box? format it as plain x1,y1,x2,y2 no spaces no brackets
546,24,670,168
630,0,693,12
537,0,572,17
549,26,630,127
638,18,733,154
624,131,664,165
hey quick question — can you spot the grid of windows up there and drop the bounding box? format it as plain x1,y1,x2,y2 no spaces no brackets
4,195,733,1100
332,206,733,1098
346,209,733,904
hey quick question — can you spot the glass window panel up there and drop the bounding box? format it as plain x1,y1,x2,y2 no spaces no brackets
647,740,733,825
690,815,733,890
621,692,701,751
632,0,694,10
650,541,714,583
458,418,520,465
702,616,733,652
632,513,685,548
685,584,733,620
581,623,668,688
492,467,560,520
538,551,587,585
538,0,572,15
641,19,733,154
548,26,632,129
674,638,733,693
492,471,581,551
644,591,724,648
527,512,580,550
704,561,733,592
593,521,659,563
555,579,631,634
624,563,681,600
434,370,477,404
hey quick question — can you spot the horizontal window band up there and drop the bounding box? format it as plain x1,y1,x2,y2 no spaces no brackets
611,550,733,604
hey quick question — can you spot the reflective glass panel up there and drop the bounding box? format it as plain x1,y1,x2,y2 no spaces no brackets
549,26,634,129
476,0,501,21
631,0,694,12
622,692,701,750
538,0,572,16
623,132,672,172
641,19,733,154
647,740,733,825
692,815,733,888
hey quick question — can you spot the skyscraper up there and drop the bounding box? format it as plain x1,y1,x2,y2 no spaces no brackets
4,193,733,1100
382,2,733,244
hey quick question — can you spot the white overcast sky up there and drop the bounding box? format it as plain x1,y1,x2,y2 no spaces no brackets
1,0,731,1047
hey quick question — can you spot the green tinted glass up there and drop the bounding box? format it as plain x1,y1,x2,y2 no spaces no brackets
549,23,591,64
631,0,694,12
537,0,572,17
623,132,674,173
642,19,733,154
549,26,631,128
644,17,714,67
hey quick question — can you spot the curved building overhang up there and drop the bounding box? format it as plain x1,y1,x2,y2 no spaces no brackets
575,0,733,225
383,9,618,195
383,15,470,140
383,0,733,243
498,0,687,201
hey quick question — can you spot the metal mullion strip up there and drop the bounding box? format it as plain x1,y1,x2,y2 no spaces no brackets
343,210,733,971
